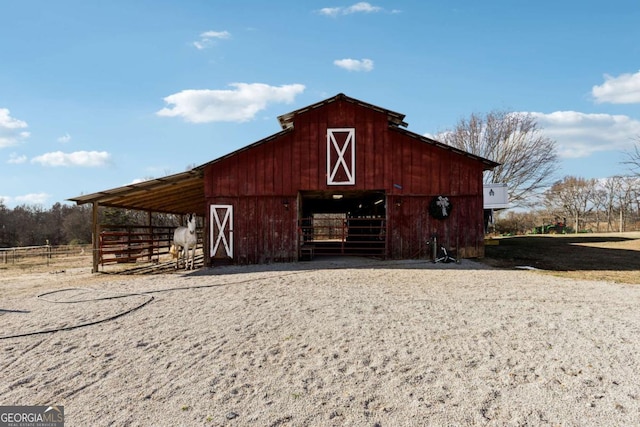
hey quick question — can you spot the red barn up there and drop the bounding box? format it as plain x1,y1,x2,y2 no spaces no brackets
70,93,498,270
200,93,498,265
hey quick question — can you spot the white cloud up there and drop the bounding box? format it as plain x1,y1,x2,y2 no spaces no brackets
318,7,341,16
0,108,30,148
423,131,446,141
193,30,231,50
592,70,640,104
318,2,382,16
334,58,374,72
31,150,111,167
15,192,51,205
7,153,27,164
129,177,150,184
57,133,71,144
1,192,51,206
156,83,306,123
346,2,382,13
529,111,640,158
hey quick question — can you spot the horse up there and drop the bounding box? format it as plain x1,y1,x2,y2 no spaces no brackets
173,213,198,270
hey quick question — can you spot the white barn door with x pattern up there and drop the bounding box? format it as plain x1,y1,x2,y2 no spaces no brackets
210,204,233,258
327,128,355,185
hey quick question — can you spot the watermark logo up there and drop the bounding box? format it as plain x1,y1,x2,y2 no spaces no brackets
0,406,64,427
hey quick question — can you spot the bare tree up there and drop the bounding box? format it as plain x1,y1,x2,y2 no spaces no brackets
590,183,608,232
631,178,640,222
439,110,558,207
622,137,640,176
0,199,9,247
544,176,597,233
616,176,639,232
600,176,624,231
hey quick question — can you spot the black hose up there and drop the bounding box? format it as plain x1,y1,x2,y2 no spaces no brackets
1,291,154,340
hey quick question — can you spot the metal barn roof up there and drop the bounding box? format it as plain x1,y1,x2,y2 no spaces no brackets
277,93,409,129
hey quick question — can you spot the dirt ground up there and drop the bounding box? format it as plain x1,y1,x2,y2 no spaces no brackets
2,257,640,426
482,232,640,285
2,233,639,425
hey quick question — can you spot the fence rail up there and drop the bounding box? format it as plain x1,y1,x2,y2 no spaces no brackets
0,244,91,266
98,225,202,267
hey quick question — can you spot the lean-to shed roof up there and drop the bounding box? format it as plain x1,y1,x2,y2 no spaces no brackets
68,169,205,216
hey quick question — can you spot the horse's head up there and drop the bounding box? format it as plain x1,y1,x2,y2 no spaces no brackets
187,213,196,234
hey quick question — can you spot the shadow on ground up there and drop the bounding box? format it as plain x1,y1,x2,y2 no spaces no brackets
482,235,640,271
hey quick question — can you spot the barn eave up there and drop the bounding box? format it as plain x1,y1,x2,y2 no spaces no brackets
392,127,500,171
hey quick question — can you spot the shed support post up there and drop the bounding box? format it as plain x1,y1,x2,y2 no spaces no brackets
204,207,211,268
92,202,100,273
147,210,153,262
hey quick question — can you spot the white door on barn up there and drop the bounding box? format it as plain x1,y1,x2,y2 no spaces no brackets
210,205,233,258
327,128,355,185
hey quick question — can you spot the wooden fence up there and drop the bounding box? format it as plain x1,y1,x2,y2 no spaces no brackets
0,244,91,267
98,225,202,267
99,225,173,265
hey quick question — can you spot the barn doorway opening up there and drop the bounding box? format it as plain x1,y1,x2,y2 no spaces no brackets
299,190,386,259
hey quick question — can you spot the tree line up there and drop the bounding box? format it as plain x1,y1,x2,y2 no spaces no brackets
0,201,180,248
493,175,640,235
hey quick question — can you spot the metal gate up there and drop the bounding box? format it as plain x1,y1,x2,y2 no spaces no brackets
299,215,386,258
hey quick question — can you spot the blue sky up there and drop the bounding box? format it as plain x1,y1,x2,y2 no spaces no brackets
2,1,640,208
